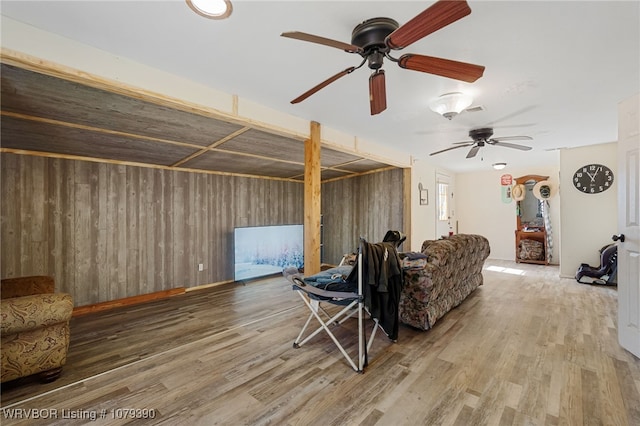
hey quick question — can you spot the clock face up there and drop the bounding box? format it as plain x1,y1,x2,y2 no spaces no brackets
573,164,614,194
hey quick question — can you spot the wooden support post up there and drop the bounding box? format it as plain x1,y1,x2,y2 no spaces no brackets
304,121,322,274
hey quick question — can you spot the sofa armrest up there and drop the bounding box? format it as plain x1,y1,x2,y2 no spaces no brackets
403,263,438,302
421,239,457,268
1,276,55,299
1,293,73,335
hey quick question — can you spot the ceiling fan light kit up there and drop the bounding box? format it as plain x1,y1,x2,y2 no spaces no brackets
429,92,473,120
281,0,485,115
492,162,507,170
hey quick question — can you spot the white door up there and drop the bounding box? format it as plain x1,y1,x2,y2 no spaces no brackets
436,173,454,238
617,93,640,358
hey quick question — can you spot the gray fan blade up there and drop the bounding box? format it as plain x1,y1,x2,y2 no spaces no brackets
452,139,474,145
493,141,532,151
429,144,473,156
492,136,533,142
466,146,481,158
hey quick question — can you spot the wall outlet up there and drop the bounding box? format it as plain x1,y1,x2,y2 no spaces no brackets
198,263,204,272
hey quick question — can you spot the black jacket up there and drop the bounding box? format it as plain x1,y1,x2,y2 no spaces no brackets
361,241,403,341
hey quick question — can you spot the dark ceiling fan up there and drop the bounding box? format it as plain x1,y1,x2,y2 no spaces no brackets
281,0,485,115
430,128,533,158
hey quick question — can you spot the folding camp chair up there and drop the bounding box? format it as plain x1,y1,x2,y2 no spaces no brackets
284,236,404,372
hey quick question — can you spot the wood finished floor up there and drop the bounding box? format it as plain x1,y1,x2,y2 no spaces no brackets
1,260,639,425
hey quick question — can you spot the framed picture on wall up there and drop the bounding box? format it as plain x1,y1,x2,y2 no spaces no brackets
419,183,428,205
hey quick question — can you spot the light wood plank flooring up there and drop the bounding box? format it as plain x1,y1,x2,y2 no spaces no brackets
1,260,639,425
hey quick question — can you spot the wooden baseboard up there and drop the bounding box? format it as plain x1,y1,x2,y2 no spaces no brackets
186,280,234,292
72,288,186,317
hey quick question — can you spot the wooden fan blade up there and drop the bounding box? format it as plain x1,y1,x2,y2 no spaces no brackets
281,31,363,53
291,67,356,104
429,143,472,156
369,70,387,115
493,141,532,151
399,54,485,83
466,145,481,158
386,0,471,50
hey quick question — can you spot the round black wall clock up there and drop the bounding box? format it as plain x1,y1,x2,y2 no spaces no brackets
572,164,614,194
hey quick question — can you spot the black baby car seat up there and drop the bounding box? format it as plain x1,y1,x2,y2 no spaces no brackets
575,243,617,285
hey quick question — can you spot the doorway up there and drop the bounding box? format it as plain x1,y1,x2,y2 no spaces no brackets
436,173,455,238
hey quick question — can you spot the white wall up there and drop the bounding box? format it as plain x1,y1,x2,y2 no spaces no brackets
559,143,618,277
410,159,458,252
411,142,619,278
456,164,561,263
410,159,437,252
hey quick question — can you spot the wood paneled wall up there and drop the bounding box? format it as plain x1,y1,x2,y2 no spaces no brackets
1,153,404,306
1,154,303,306
321,168,405,264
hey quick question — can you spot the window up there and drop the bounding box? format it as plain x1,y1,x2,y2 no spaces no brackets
437,182,448,221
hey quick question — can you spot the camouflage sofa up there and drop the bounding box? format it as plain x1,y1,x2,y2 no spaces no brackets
1,276,73,383
399,234,490,331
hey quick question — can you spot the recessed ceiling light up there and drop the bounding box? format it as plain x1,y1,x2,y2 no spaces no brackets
186,0,232,19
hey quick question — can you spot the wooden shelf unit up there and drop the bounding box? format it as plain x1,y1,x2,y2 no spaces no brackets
515,229,548,265
514,174,549,265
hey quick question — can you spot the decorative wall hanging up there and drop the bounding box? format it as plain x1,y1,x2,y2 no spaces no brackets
418,183,428,205
501,174,513,204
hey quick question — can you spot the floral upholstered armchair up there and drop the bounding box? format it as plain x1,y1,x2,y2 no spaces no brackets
1,276,73,383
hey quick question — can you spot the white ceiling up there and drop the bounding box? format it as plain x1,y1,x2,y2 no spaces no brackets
2,0,639,173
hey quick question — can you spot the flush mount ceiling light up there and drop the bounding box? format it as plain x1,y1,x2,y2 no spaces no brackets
492,162,507,170
186,0,232,19
429,92,473,120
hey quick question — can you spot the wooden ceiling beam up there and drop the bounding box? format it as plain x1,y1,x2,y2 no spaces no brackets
0,148,304,183
171,126,251,167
